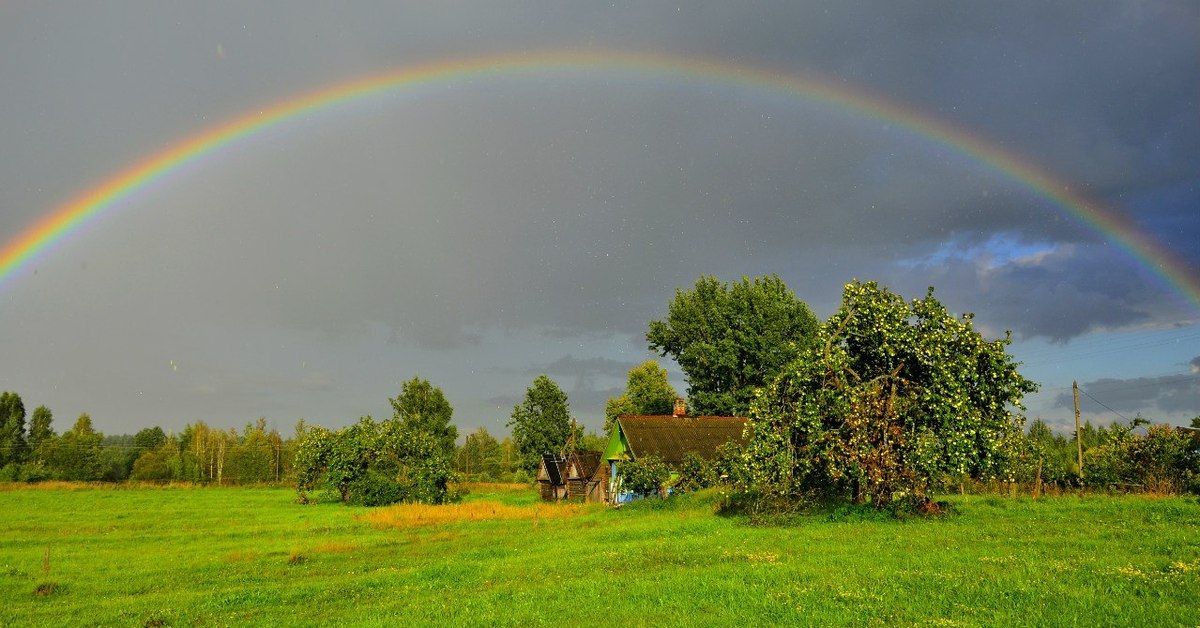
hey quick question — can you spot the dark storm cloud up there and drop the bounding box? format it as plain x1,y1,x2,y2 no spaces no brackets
1,2,1197,434
525,355,634,382
1055,372,1200,418
880,240,1180,341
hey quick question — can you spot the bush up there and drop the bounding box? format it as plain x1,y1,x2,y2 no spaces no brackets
621,455,670,498
295,416,459,506
675,452,717,493
1084,422,1198,494
347,469,407,507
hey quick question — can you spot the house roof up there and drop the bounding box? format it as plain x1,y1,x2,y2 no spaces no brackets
538,454,568,485
614,415,749,466
567,451,603,480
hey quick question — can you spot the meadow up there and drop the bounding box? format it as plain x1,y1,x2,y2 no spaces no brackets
1,484,1198,627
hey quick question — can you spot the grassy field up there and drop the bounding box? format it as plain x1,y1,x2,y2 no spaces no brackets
1,484,1198,627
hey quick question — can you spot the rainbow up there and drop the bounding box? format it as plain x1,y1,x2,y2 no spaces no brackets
2,49,1198,309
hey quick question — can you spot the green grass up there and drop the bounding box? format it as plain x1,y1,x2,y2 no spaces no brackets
1,484,1198,626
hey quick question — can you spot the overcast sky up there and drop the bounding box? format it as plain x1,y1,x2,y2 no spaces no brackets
2,2,1197,438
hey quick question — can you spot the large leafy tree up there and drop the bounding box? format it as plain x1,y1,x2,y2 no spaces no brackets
295,415,456,505
604,360,679,435
647,274,818,417
0,391,28,466
390,377,458,458
742,281,1038,509
507,375,571,472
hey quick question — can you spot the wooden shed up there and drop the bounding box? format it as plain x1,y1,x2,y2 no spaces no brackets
565,450,604,502
536,454,568,501
538,451,608,502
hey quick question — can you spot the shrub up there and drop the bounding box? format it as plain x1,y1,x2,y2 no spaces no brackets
347,469,407,507
295,416,458,506
621,455,670,498
1084,421,1198,494
675,451,717,493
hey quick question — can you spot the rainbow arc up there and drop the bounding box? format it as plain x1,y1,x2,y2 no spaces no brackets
2,49,1196,310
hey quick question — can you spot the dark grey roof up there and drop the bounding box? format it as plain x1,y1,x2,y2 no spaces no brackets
616,415,749,466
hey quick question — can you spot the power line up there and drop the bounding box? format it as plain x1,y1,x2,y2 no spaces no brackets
1078,388,1132,423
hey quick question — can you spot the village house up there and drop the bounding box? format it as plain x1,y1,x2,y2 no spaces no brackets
603,400,749,503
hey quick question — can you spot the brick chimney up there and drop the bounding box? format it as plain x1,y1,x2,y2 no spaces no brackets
673,398,687,418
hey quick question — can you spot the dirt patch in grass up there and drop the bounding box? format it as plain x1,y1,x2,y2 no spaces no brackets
312,542,359,554
360,500,590,529
33,581,60,596
223,550,260,563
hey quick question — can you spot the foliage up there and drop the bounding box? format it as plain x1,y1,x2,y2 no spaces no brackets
1023,417,1082,484
133,426,167,452
741,281,1038,510
390,377,458,459
603,396,635,437
0,392,28,466
675,451,717,493
620,455,671,498
130,442,177,481
647,274,818,416
27,406,53,455
456,426,503,480
576,430,608,455
507,375,572,473
39,414,105,482
1084,420,1199,493
604,360,679,435
294,416,457,506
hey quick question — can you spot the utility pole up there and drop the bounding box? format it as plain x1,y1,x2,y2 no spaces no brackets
1073,380,1083,479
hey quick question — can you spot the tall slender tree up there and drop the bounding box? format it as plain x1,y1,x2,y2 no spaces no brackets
507,375,571,472
27,405,54,455
0,392,28,466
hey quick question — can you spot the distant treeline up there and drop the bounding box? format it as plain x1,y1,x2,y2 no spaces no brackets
0,389,601,486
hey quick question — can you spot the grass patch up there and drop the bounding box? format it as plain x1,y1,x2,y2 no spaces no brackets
0,486,1197,625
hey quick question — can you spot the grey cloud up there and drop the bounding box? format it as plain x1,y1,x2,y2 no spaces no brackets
879,240,1183,342
1054,373,1200,418
1,2,1196,435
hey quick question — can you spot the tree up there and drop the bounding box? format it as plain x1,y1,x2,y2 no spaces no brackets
131,441,177,481
28,405,54,454
577,430,609,455
43,413,105,481
741,281,1038,510
390,377,458,458
295,415,457,506
507,375,571,473
457,426,502,480
647,275,818,417
133,426,167,452
0,391,28,466
229,418,275,484
604,360,679,435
